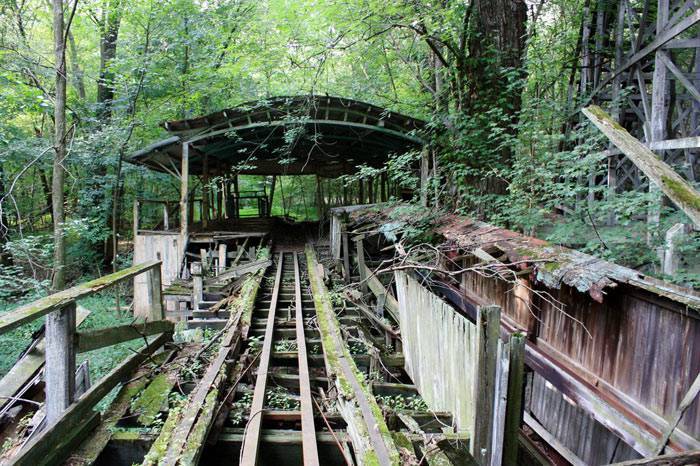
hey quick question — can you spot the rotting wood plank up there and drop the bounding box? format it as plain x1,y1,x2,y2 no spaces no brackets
11,332,170,466
76,320,174,353
0,260,161,334
306,246,401,466
240,253,284,465
159,304,248,465
206,258,271,285
293,252,320,465
66,352,174,465
583,105,700,227
45,302,76,425
473,305,501,464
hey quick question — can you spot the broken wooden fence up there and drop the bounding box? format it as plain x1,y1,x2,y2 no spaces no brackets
0,260,172,466
394,271,525,466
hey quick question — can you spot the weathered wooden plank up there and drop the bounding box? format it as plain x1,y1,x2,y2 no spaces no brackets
473,305,501,465
0,260,161,334
11,332,170,466
583,106,700,227
607,449,700,466
206,258,271,285
76,320,174,353
503,333,526,466
293,252,320,466
45,302,77,425
306,247,400,466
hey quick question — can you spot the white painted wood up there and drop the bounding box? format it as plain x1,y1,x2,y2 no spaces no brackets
133,233,179,318
218,243,227,274
191,261,203,311
663,223,690,275
395,271,478,432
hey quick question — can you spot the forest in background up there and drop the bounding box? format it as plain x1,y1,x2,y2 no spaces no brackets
0,0,698,309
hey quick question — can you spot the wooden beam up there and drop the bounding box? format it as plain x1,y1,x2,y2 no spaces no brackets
293,252,320,465
592,8,700,95
12,333,170,466
0,260,161,335
45,302,77,425
76,320,174,353
503,333,526,466
180,142,189,265
306,247,400,466
473,305,501,464
583,106,700,227
608,450,700,466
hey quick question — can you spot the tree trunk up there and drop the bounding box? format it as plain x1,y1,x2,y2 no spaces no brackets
52,0,68,291
67,30,86,100
0,163,11,266
97,0,122,120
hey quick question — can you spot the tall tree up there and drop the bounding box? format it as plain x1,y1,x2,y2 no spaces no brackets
97,0,122,120
51,0,70,291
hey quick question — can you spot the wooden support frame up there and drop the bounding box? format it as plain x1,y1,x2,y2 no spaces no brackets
180,142,189,266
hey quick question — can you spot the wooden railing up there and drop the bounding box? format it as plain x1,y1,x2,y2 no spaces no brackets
0,260,172,465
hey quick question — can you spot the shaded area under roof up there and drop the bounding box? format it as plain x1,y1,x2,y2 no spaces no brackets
129,95,426,177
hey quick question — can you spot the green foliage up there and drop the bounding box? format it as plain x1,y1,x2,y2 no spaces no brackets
375,394,428,412
265,386,300,411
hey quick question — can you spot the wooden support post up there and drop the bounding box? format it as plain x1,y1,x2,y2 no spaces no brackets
342,184,348,205
202,154,210,228
583,106,700,227
420,146,429,207
233,174,240,219
45,301,77,425
133,199,139,238
268,175,277,216
180,142,190,268
163,203,169,231
648,0,669,235
358,179,364,204
367,177,374,203
191,262,203,311
144,265,164,321
503,333,526,466
663,223,690,275
381,172,387,202
355,236,368,294
342,231,351,284
218,243,227,274
473,304,501,465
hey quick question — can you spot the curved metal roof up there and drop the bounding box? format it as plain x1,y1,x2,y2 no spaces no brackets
129,95,425,177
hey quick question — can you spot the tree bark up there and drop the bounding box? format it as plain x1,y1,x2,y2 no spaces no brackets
97,0,122,120
52,0,68,291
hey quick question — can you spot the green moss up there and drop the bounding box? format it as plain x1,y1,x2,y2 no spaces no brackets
142,405,183,465
391,432,413,451
362,450,381,466
132,373,174,426
542,261,561,272
586,105,626,131
661,175,700,211
111,430,143,441
305,247,400,465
